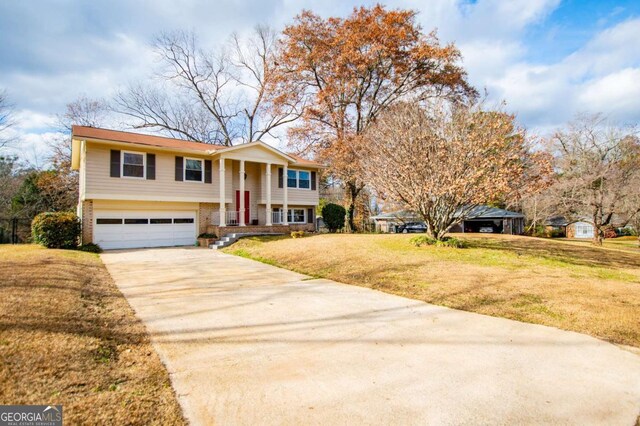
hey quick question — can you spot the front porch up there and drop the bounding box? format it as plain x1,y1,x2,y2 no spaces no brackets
211,145,318,227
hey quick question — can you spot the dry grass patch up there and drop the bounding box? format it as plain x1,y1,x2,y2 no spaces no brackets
0,245,185,425
559,236,640,255
225,234,640,348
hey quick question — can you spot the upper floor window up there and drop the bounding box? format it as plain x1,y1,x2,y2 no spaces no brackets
287,169,297,188
122,152,145,179
298,171,310,189
185,158,203,182
287,169,311,189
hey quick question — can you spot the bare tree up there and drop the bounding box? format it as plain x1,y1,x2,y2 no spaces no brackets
0,90,17,149
43,96,113,212
62,95,111,129
518,193,557,234
610,146,640,246
621,186,640,246
628,215,640,247
0,156,23,216
549,114,640,245
115,26,303,146
358,100,551,241
52,95,112,163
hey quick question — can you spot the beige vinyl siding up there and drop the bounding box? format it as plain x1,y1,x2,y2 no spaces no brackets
84,142,232,202
82,141,319,206
264,164,319,206
92,200,200,211
79,140,87,200
259,165,320,206
284,187,319,206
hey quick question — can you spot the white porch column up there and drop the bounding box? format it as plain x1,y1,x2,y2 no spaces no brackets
265,163,272,226
282,163,289,225
239,159,246,226
218,157,226,226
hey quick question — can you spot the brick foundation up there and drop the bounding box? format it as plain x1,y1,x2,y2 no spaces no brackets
81,200,93,244
198,202,217,235
207,223,315,238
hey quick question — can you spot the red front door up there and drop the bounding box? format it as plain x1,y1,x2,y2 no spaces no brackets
235,190,250,224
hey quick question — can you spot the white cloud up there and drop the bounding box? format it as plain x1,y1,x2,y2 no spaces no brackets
563,18,640,76
578,68,640,121
457,40,524,86
13,109,56,133
484,17,640,132
4,131,64,168
456,0,560,38
1,0,638,160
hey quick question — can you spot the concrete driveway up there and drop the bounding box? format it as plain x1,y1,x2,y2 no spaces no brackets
101,247,640,425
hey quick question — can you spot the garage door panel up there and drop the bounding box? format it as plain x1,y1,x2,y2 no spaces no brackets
94,210,197,250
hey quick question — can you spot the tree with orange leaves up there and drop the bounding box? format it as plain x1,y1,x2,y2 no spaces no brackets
272,5,476,230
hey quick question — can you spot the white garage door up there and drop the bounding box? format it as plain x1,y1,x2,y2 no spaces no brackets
94,210,197,250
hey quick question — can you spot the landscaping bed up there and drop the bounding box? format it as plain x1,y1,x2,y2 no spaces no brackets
0,245,186,425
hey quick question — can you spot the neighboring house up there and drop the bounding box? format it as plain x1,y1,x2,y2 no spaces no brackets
544,215,630,239
370,211,419,233
542,216,569,237
448,206,525,235
70,126,324,249
565,221,595,239
371,206,525,235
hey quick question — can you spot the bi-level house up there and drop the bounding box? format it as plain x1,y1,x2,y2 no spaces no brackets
70,126,323,249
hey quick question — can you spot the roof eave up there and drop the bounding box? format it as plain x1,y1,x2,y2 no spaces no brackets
211,140,296,162
73,136,215,155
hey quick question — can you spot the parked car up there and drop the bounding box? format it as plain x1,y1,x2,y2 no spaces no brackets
396,222,427,233
478,226,495,233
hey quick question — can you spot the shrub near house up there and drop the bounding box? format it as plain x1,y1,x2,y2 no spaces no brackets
322,203,346,232
32,212,81,249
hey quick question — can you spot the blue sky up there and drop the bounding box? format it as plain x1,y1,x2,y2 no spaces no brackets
1,0,639,162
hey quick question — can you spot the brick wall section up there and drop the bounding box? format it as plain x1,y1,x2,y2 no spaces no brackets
81,200,93,244
207,223,315,238
198,203,217,235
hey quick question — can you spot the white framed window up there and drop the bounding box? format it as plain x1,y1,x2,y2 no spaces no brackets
287,169,311,189
122,151,145,179
184,158,204,182
273,208,306,224
287,208,306,223
287,169,297,188
298,171,310,189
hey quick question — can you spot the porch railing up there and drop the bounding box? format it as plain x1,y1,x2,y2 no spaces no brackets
226,211,239,226
210,211,240,226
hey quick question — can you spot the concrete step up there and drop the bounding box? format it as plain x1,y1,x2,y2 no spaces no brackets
209,232,285,249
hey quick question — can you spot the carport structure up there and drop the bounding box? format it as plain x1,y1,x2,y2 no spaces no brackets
449,206,525,235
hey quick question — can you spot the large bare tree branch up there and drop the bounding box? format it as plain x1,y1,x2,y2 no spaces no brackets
114,27,304,146
547,113,640,245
